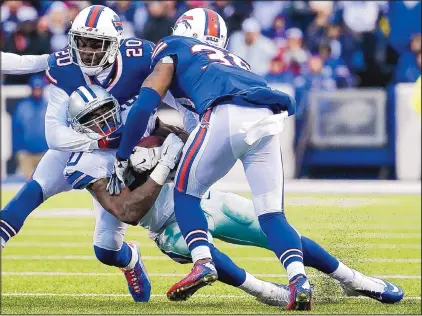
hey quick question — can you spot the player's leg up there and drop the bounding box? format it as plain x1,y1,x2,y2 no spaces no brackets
1,150,72,248
227,104,310,310
205,183,403,303
170,107,238,298
92,199,151,302
155,219,289,306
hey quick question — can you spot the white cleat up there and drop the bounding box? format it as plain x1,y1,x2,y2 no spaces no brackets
255,282,290,307
336,270,404,304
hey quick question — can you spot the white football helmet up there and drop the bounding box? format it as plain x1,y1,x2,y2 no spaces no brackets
68,5,123,76
173,8,228,48
68,84,122,139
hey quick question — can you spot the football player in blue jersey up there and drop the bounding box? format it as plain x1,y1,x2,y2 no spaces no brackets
1,5,158,302
108,7,310,310
69,84,404,307
109,8,404,310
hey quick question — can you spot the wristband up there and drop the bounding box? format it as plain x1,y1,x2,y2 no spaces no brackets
149,163,171,186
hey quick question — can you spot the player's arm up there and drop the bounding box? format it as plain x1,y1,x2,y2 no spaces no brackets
88,178,162,225
45,85,102,152
153,118,189,143
1,52,49,74
116,60,175,160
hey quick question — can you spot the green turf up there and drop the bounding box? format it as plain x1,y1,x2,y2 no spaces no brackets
1,190,421,314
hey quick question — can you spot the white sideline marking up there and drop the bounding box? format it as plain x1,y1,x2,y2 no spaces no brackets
1,255,421,263
1,272,420,279
1,293,421,301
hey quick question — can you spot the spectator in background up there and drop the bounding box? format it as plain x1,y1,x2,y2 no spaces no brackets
211,0,252,36
141,1,174,44
282,28,310,76
46,1,71,51
394,34,422,83
294,55,336,119
3,6,47,84
229,17,277,76
263,13,288,49
318,41,354,88
108,1,136,38
12,75,49,179
305,1,332,54
1,1,29,38
251,1,289,32
264,52,295,85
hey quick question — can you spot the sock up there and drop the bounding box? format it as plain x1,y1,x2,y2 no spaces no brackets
93,242,133,268
301,236,340,274
209,244,246,286
329,261,356,284
174,189,211,263
0,180,44,244
258,212,306,282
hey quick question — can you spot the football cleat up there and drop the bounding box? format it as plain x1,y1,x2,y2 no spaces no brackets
120,243,151,302
337,271,404,304
255,283,290,307
167,261,218,301
286,274,312,311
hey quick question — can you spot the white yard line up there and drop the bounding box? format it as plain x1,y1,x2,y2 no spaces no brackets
1,271,420,279
1,255,421,263
1,292,420,300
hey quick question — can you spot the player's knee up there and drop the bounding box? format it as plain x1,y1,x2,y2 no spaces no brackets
93,245,119,265
93,230,124,252
252,188,283,216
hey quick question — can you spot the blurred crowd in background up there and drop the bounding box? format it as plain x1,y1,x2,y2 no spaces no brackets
1,0,421,178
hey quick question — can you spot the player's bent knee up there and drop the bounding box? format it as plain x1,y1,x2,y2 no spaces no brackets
93,230,124,252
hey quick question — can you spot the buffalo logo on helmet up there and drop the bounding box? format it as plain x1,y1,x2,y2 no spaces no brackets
112,14,123,32
175,15,193,31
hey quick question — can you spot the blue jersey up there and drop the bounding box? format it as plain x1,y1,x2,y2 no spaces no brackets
46,37,154,105
151,36,295,116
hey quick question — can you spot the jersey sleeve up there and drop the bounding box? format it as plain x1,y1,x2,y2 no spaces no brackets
1,52,49,74
150,36,186,69
63,151,114,190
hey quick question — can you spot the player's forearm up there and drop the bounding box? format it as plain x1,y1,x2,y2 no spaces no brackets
152,119,189,143
120,178,163,224
91,178,162,225
1,52,49,74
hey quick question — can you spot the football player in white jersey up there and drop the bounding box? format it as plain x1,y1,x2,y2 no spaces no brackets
64,84,404,306
0,5,185,302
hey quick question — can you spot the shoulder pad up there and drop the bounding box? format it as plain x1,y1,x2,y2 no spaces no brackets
46,49,85,95
63,151,113,190
151,36,190,69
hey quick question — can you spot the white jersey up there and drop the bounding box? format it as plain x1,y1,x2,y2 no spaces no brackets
1,52,49,74
62,113,174,233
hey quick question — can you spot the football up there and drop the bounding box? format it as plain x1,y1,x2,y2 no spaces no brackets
137,135,165,148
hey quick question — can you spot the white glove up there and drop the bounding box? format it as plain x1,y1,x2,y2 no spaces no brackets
158,133,184,170
149,133,184,185
107,158,129,195
130,146,162,173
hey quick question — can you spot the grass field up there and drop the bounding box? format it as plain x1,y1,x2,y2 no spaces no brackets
1,189,421,314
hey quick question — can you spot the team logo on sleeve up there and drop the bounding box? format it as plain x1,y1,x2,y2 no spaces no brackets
112,14,123,32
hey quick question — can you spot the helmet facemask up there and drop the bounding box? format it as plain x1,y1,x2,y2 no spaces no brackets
69,30,119,76
71,98,122,139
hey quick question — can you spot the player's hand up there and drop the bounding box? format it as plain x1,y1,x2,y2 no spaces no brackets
107,157,129,195
98,129,123,149
130,146,162,173
158,133,184,170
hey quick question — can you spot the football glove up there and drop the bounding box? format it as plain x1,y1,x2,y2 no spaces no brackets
107,157,129,195
130,146,162,173
158,133,184,170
